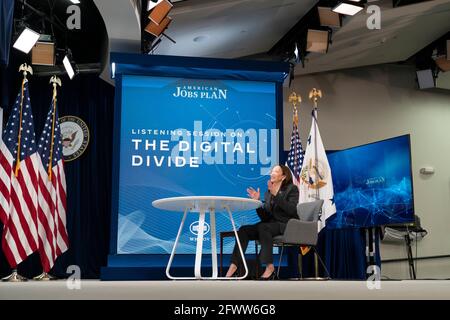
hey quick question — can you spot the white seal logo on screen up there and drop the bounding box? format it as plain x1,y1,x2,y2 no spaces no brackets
189,221,210,236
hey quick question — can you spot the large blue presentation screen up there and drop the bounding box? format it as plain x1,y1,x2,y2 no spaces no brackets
117,75,278,254
327,135,414,229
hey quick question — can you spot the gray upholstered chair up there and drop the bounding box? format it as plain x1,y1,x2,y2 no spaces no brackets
272,199,330,279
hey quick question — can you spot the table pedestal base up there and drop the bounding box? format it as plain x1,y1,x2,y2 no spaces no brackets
166,206,248,280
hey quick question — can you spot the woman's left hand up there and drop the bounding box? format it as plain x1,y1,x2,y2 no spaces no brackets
267,180,280,196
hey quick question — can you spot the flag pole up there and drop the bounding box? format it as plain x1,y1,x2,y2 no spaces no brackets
33,75,62,282
14,64,33,177
288,92,301,174
308,88,322,198
288,92,305,278
47,76,61,180
309,88,323,279
1,64,34,282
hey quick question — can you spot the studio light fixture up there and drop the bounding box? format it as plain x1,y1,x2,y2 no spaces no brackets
31,34,55,66
148,0,184,10
435,56,450,72
149,0,173,25
294,43,299,63
70,0,81,4
63,54,75,79
332,2,364,16
145,0,173,37
147,0,163,11
318,7,341,28
416,69,435,89
306,29,330,53
144,0,176,54
13,27,40,54
145,16,172,37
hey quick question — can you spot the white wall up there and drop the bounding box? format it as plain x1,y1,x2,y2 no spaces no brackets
284,64,450,279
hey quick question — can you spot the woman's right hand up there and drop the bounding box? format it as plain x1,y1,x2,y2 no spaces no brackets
247,187,260,200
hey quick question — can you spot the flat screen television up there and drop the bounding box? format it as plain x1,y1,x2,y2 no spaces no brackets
326,134,415,229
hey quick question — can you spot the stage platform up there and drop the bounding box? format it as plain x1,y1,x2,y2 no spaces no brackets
1,280,450,300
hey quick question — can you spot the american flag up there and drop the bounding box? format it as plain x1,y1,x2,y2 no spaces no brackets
286,108,304,187
0,79,39,267
285,107,310,255
36,93,69,273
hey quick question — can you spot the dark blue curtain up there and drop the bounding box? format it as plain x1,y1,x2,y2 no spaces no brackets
288,227,380,280
0,0,14,109
0,0,14,66
0,72,115,279
321,228,367,279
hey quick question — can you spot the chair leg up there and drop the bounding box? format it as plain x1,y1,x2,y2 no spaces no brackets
255,241,259,279
312,246,331,279
298,252,303,279
277,245,284,279
220,234,224,277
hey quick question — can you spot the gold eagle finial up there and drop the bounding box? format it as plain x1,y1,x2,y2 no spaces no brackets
19,63,33,79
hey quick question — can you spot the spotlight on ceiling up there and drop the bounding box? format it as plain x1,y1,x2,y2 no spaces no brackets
70,0,81,4
416,69,435,89
306,29,330,54
147,0,163,11
318,7,341,28
435,56,450,72
294,43,299,63
332,2,364,16
13,27,40,54
145,17,172,38
145,0,173,38
148,0,184,9
31,35,55,66
149,0,173,25
63,54,76,80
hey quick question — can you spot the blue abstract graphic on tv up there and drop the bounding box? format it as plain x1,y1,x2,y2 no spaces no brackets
326,135,414,229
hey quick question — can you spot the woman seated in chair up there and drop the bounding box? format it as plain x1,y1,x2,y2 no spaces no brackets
225,164,299,280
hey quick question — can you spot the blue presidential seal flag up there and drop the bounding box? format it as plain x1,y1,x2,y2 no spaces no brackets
59,116,89,161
